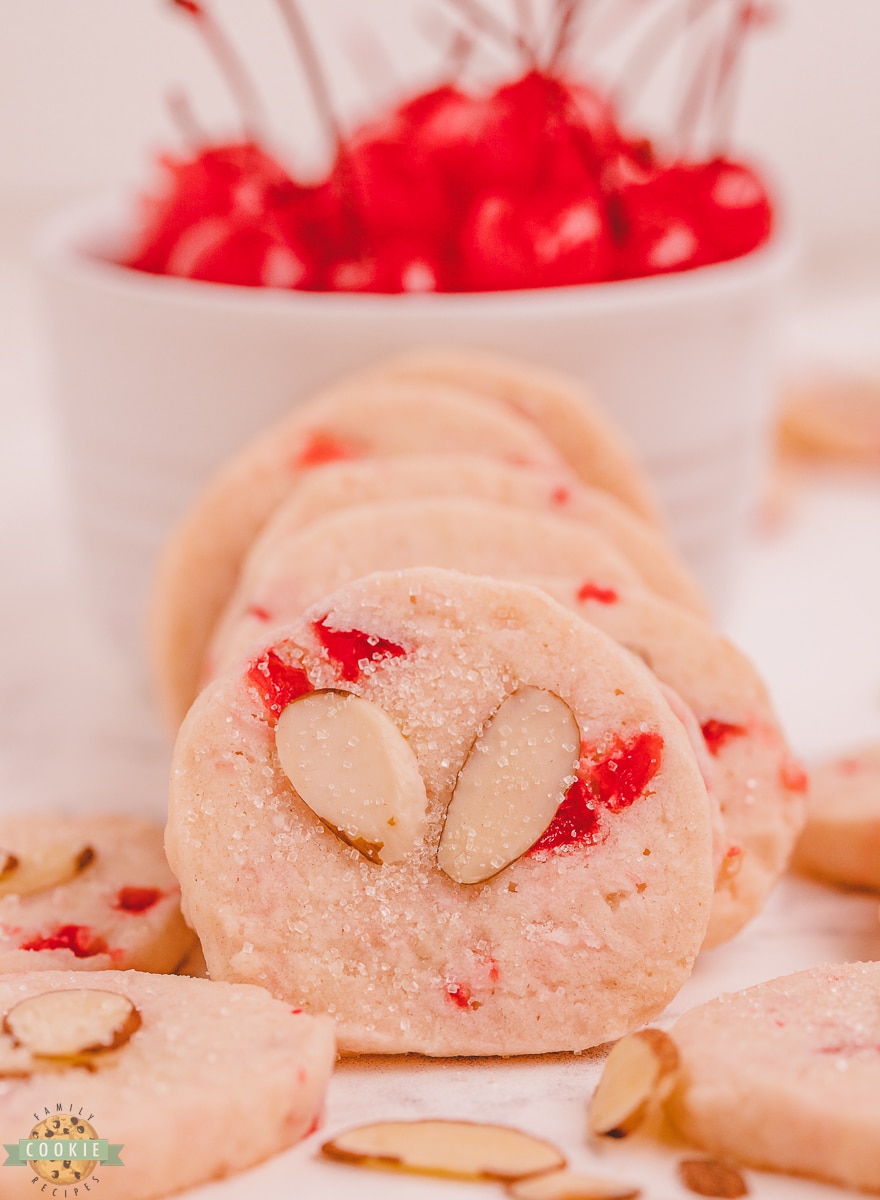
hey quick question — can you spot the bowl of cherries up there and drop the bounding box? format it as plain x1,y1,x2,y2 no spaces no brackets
38,0,791,648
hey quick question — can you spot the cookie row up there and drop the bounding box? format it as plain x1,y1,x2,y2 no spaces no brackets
158,348,807,1057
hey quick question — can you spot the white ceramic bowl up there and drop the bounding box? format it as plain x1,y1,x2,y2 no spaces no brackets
37,194,793,657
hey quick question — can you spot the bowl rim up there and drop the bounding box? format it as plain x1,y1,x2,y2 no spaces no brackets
36,190,796,317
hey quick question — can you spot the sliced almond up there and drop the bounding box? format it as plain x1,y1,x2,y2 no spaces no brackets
5,989,141,1060
0,851,17,882
679,1159,749,1198
276,690,427,866
0,1031,36,1078
508,1169,641,1199
588,1029,680,1138
0,843,95,898
438,688,580,885
322,1119,565,1181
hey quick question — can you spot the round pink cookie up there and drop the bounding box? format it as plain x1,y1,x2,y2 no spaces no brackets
250,454,707,617
792,742,880,890
168,568,714,1056
536,579,806,948
206,497,644,679
0,815,195,973
150,378,571,727
0,969,335,1200
373,347,662,524
669,962,880,1193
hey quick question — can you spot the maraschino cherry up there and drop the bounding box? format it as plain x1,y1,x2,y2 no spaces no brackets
124,0,774,294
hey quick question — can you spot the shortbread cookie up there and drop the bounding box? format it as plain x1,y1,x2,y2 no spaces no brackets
538,580,806,947
150,378,571,726
792,743,880,890
0,969,335,1200
168,568,714,1056
374,347,662,523
779,375,880,464
668,962,880,1193
252,454,707,617
0,815,195,974
206,497,643,678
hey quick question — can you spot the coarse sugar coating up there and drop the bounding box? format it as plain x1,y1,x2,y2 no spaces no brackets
372,347,662,524
792,742,880,890
668,961,880,1193
168,568,714,1056
0,815,195,974
537,579,806,947
0,969,335,1200
248,454,707,617
206,497,644,679
149,377,571,727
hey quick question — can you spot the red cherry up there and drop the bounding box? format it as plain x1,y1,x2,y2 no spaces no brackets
324,235,447,294
164,222,309,287
330,137,452,245
561,80,624,173
126,142,321,288
690,158,773,261
610,161,708,279
460,183,612,291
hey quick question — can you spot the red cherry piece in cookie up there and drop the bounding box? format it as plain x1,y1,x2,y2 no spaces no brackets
115,886,162,914
292,432,361,469
247,649,312,719
701,718,747,756
781,756,809,793
576,581,618,604
20,924,108,959
529,777,603,853
590,731,664,812
446,981,473,1010
313,620,406,683
246,605,272,622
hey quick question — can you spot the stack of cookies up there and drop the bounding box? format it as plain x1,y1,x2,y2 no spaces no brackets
154,348,808,1056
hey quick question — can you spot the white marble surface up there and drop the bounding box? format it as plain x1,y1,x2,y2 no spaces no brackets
2,205,880,1199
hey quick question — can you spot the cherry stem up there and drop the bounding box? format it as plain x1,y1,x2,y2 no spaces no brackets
512,0,539,65
165,87,209,146
614,0,715,137
673,0,736,156
170,0,267,140
418,8,510,74
274,0,343,153
444,27,479,81
547,0,585,71
575,0,660,59
436,0,528,59
710,1,752,152
343,22,400,109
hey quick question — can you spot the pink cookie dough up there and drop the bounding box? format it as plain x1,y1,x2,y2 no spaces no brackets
373,347,662,524
792,742,880,890
168,567,714,1056
0,969,335,1200
669,962,880,1193
537,579,806,947
249,454,706,617
149,377,572,726
205,497,644,679
0,815,195,974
